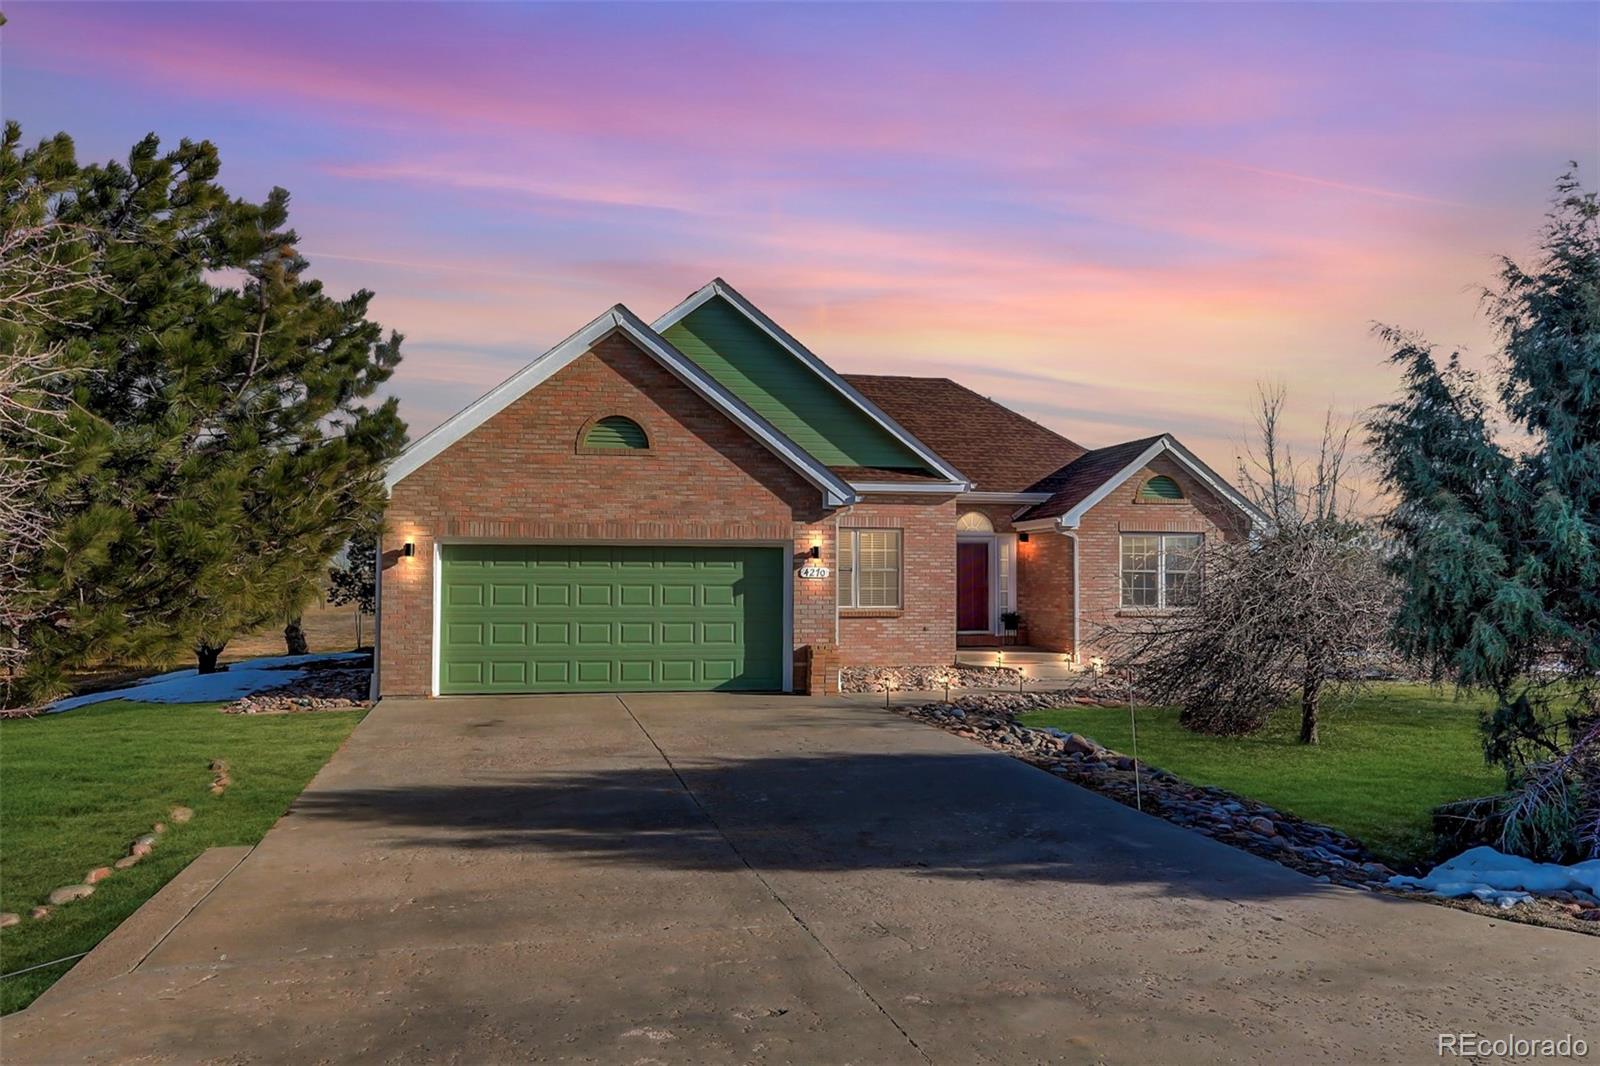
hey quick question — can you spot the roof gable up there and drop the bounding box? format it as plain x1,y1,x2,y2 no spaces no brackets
384,304,854,505
653,280,966,486
1015,434,1263,527
844,375,1086,493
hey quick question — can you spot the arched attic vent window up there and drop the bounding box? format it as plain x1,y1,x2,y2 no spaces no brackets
583,415,649,450
1137,475,1184,502
957,512,994,532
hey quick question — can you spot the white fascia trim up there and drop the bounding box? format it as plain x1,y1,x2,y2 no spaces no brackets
383,305,854,508
1161,435,1269,529
1054,439,1170,530
1053,435,1264,531
1012,517,1061,532
851,481,969,495
960,491,1052,504
652,278,970,485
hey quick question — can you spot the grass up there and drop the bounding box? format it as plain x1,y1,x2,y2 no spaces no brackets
1020,683,1504,868
0,700,365,1014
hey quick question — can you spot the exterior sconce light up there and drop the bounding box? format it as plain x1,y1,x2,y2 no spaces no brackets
401,542,416,558
809,544,821,559
1018,533,1030,543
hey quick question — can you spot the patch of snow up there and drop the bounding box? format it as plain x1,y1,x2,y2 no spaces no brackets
1388,846,1600,909
49,653,368,713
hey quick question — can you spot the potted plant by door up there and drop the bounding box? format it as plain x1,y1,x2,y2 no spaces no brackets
1000,610,1023,647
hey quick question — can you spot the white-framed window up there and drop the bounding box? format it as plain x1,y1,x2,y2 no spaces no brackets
837,529,902,608
1120,533,1202,608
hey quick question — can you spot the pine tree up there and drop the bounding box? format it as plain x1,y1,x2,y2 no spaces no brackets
1368,169,1600,860
10,129,406,698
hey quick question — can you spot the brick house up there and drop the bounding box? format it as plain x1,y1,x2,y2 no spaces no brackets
375,279,1259,698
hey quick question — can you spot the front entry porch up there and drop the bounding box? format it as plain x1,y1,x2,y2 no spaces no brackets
955,512,1016,644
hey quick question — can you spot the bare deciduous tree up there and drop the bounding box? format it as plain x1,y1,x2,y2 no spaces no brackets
1103,387,1396,743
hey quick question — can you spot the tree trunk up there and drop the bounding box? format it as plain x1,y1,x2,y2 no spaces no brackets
354,610,363,650
1299,670,1321,745
196,643,225,675
284,616,308,656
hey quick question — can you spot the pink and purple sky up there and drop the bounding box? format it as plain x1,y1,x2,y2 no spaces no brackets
3,2,1596,475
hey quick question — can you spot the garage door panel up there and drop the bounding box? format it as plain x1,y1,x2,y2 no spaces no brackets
575,660,613,684
438,544,782,694
660,621,695,644
619,660,654,684
618,584,654,606
618,622,654,645
534,584,569,606
575,622,612,644
489,584,527,607
490,661,527,685
489,622,527,647
702,660,737,683
660,660,696,683
660,584,695,607
527,662,563,684
446,622,484,646
533,622,569,645
444,661,485,687
701,621,737,644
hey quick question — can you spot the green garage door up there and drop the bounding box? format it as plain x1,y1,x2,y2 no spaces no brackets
438,544,785,694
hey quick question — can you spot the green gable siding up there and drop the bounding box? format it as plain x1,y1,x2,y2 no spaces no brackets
662,297,932,472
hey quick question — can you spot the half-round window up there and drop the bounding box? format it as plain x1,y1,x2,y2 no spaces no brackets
1137,475,1184,502
957,511,995,532
583,415,649,451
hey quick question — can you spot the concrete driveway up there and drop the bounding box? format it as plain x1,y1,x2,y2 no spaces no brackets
5,694,1594,1064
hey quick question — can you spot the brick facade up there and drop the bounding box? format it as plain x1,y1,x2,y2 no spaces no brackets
1067,454,1250,657
1016,529,1076,651
377,330,953,696
378,329,1253,695
836,496,959,667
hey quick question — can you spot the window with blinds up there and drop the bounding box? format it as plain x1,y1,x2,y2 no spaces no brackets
837,529,902,608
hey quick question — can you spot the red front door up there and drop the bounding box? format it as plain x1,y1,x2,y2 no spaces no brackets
957,541,990,632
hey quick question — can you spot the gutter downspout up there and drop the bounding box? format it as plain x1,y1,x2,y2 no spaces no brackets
369,540,382,702
1061,525,1081,660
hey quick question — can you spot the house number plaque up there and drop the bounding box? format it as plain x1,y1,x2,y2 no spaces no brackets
798,565,830,579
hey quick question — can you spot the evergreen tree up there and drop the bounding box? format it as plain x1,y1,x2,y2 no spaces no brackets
1368,170,1599,860
9,128,406,698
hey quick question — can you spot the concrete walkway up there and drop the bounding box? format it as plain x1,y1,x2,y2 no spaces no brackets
5,694,1594,1063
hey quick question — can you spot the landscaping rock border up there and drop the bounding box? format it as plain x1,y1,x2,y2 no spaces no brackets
842,664,1139,701
892,691,1599,935
8,801,205,927
219,666,370,714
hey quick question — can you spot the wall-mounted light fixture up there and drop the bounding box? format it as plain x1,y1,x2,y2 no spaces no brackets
1018,532,1030,543
401,541,416,558
809,544,821,559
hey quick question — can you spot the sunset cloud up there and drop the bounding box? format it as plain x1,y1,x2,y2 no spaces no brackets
3,0,1593,479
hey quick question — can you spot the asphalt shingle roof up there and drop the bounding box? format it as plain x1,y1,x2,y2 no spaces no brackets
1013,435,1167,521
843,375,1086,492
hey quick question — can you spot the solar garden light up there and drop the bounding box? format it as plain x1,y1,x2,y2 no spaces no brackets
875,671,900,709
932,667,956,702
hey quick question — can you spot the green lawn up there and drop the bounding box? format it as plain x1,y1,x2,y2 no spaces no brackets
0,700,365,1014
1020,684,1503,867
